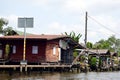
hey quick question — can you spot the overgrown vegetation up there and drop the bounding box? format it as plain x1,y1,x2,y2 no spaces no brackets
89,57,97,70
87,35,120,56
0,18,18,35
64,31,82,43
0,18,8,32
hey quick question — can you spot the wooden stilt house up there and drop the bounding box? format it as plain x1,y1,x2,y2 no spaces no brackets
0,35,84,64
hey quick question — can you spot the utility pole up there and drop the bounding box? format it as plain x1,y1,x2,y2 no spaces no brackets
23,18,26,61
84,12,88,72
18,17,33,65
85,12,88,48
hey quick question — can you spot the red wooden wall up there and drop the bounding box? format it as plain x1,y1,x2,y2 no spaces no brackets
0,39,46,63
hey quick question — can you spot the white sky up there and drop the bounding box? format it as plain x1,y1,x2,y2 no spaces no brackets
1,0,120,43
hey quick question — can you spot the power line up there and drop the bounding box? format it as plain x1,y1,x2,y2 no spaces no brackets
88,29,112,37
87,15,120,35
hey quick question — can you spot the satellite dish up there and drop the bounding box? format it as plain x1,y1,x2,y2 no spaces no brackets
59,40,69,50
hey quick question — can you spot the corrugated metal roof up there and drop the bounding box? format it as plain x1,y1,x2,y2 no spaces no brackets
0,34,85,49
88,49,109,55
0,34,69,40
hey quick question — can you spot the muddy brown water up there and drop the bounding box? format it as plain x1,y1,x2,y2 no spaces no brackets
0,71,120,80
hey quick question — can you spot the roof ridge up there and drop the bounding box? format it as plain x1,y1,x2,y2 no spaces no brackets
0,34,69,40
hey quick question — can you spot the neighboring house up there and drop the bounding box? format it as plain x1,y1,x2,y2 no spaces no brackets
0,35,84,64
111,52,119,67
88,49,111,56
88,49,111,68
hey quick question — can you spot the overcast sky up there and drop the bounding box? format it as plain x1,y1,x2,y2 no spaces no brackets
1,0,120,43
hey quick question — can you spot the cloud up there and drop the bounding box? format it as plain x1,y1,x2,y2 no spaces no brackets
47,22,85,43
1,0,120,43
63,0,86,11
48,22,85,34
62,0,101,12
47,22,68,34
29,0,50,7
61,0,120,15
88,15,119,35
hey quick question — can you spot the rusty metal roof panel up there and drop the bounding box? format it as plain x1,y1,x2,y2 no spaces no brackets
0,35,69,40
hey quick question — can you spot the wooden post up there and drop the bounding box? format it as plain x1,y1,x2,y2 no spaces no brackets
13,67,16,71
25,65,27,72
20,65,23,73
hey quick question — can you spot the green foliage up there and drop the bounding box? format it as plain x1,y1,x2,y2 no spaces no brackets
89,57,98,70
80,55,86,62
3,27,18,36
108,35,116,45
93,39,110,49
5,44,10,59
0,18,16,36
73,51,79,57
113,57,119,64
64,31,82,43
90,57,97,66
0,18,8,33
87,42,93,49
91,35,120,55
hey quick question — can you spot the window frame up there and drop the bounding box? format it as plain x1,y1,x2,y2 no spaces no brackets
13,45,16,54
32,46,38,54
53,46,56,55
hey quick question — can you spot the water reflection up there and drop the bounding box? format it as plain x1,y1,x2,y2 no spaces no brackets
0,71,120,80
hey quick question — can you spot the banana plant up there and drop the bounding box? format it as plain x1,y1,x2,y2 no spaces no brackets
64,31,82,43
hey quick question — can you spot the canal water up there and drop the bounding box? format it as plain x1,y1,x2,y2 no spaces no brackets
0,71,120,80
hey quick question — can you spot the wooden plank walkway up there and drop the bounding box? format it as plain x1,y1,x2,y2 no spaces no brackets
0,64,72,72
0,65,20,68
0,64,72,68
27,65,72,68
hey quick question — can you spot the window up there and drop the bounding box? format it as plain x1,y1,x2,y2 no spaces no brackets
53,46,56,55
32,46,38,54
58,48,61,61
0,50,2,58
13,45,16,54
